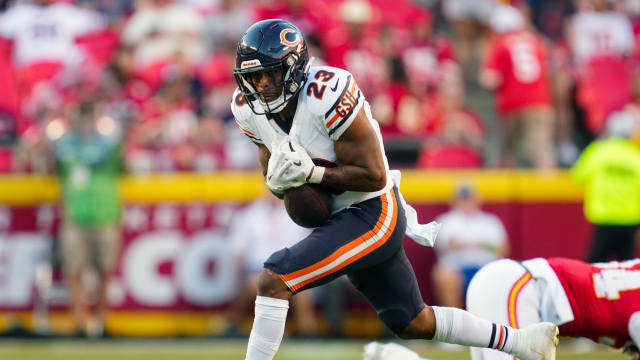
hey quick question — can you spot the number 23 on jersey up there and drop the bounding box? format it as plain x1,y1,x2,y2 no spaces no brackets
306,70,335,99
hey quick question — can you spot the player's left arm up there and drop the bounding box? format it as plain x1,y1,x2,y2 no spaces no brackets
318,107,386,192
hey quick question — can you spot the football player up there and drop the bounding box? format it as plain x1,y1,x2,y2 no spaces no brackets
466,257,640,360
230,19,559,360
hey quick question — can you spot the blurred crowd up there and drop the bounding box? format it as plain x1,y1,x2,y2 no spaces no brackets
1,0,640,173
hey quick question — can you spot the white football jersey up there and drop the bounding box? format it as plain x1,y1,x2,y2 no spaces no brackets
230,65,393,213
0,3,104,66
570,10,635,64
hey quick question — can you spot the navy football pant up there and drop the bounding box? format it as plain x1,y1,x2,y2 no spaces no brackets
264,187,425,334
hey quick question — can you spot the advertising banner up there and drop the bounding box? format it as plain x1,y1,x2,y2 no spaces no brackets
0,171,613,336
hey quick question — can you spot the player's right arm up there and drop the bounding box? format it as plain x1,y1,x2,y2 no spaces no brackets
305,67,386,192
320,107,387,192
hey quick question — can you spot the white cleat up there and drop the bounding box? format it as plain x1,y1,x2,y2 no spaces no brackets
363,342,430,360
512,322,559,360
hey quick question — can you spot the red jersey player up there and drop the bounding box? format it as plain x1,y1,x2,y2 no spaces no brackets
466,257,640,359
568,0,635,134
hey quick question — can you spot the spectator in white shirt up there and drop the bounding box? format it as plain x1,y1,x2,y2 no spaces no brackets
0,0,104,69
204,0,252,54
432,183,509,308
122,0,204,70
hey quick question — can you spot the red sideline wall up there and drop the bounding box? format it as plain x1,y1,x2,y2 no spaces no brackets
405,202,592,305
0,170,635,336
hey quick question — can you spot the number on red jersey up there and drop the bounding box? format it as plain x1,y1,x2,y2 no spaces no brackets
593,260,640,300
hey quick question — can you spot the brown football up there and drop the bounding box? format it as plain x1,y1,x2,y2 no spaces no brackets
284,184,333,228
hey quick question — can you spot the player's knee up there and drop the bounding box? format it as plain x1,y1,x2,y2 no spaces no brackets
378,307,431,339
397,307,436,340
256,268,291,299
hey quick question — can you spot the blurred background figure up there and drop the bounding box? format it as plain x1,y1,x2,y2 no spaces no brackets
432,183,509,309
203,0,252,55
121,0,204,86
416,65,485,169
442,0,497,77
480,4,556,170
0,0,107,134
568,0,636,146
323,0,385,97
224,193,318,338
571,109,640,263
49,98,123,337
125,68,200,172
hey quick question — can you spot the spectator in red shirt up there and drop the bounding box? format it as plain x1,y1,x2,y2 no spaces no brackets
480,5,556,169
401,8,459,95
374,9,459,142
568,0,635,136
417,66,484,169
251,0,330,39
0,37,19,121
322,0,386,96
126,69,199,172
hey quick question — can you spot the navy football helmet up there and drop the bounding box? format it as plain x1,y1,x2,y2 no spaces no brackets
234,19,310,114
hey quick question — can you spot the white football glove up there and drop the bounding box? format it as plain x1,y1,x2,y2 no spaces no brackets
282,139,324,182
266,139,325,192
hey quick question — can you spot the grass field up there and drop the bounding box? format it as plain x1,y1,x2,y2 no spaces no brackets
0,339,628,360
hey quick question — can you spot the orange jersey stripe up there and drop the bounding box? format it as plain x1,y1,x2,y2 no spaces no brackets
508,272,532,329
280,190,398,292
325,80,358,129
325,112,341,129
235,122,256,136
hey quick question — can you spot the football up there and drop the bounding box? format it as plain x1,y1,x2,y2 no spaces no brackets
284,184,333,228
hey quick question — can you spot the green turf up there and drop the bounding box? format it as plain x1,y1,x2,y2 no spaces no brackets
0,339,627,360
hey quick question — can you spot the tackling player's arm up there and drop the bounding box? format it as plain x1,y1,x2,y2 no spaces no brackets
257,143,285,199
318,107,386,192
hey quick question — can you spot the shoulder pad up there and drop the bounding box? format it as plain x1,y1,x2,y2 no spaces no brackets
231,87,253,120
230,88,262,144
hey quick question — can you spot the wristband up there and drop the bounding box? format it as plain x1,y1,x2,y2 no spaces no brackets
307,166,325,184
